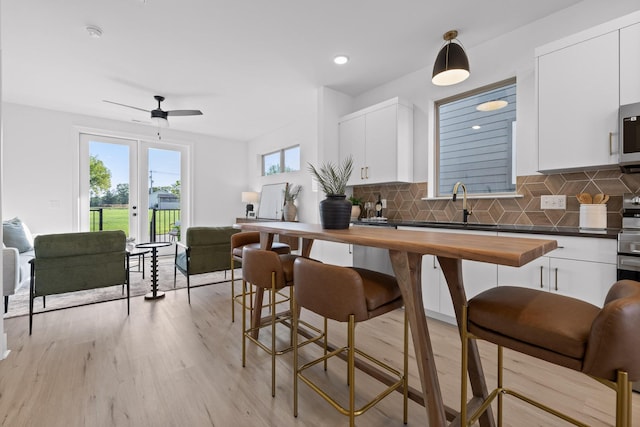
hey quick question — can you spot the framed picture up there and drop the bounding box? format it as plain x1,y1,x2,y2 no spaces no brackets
257,183,286,220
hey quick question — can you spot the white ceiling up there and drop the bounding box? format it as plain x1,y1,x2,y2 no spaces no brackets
1,0,582,141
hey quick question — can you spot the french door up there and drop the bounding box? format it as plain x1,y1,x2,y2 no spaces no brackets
79,133,189,246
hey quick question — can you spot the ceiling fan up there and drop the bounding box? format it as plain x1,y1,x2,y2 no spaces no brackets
103,95,203,127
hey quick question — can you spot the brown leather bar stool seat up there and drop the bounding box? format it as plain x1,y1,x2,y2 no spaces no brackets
241,248,323,397
292,257,408,427
230,231,290,322
461,280,640,427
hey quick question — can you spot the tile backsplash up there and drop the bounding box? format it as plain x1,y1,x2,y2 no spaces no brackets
352,169,640,229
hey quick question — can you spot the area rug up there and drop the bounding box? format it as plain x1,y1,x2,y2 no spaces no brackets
3,255,241,319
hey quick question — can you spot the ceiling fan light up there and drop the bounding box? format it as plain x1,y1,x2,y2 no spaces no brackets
476,100,508,112
151,116,169,128
432,31,470,86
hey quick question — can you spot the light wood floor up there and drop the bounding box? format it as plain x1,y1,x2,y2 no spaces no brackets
0,283,637,427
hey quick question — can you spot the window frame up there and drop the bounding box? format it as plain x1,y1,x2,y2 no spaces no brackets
433,77,517,198
262,144,300,176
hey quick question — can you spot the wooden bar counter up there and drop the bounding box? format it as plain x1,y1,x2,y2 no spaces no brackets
236,221,557,427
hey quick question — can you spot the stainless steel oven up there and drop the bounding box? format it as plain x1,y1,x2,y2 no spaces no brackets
617,194,640,280
616,194,640,392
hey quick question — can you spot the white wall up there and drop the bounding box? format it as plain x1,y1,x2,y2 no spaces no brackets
2,102,246,234
350,0,640,179
245,96,318,223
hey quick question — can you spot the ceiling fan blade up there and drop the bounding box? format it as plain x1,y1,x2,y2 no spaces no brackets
103,100,150,113
166,109,203,116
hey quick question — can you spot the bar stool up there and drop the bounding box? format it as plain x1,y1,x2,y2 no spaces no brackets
292,257,408,427
241,248,324,397
460,280,640,427
230,231,290,322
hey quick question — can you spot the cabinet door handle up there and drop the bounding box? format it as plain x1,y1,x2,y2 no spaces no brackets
360,167,364,180
609,132,614,155
554,267,558,291
539,265,544,288
365,166,369,179
433,258,437,269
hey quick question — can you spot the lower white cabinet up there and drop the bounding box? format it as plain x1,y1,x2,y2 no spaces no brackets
497,233,617,307
399,227,498,324
309,240,353,266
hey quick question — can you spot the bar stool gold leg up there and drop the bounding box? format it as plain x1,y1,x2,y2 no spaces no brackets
348,314,356,427
241,278,247,367
293,293,299,418
498,345,503,427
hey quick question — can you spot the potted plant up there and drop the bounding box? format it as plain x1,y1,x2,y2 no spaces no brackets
307,156,354,229
348,195,363,221
283,184,302,221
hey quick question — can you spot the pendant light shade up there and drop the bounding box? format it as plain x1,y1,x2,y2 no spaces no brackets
432,30,470,86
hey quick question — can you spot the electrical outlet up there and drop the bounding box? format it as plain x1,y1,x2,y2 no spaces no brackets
381,199,387,209
541,195,566,210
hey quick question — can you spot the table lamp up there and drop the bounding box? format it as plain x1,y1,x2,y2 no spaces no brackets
242,191,259,218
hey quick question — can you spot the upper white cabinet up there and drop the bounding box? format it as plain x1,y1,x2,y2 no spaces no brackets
621,22,640,105
536,10,640,173
339,97,413,186
537,31,619,172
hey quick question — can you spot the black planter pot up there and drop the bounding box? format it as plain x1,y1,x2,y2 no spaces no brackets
319,195,352,229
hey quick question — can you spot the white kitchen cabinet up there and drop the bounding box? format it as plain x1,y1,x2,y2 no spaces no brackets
621,22,640,106
339,97,413,186
497,233,617,307
399,226,498,324
537,30,619,172
309,240,353,266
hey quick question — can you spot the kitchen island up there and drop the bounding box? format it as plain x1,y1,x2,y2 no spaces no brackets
236,221,557,426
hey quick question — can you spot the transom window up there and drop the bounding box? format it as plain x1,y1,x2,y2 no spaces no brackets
262,145,300,176
435,78,517,196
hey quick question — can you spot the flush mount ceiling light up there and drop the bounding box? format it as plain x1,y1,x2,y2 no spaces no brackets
432,30,470,86
476,100,508,112
333,55,349,65
85,25,103,38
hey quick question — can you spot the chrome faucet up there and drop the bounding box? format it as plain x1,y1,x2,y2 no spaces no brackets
452,181,472,223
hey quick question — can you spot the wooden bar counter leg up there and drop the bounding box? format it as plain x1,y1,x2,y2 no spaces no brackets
389,250,447,426
438,256,495,427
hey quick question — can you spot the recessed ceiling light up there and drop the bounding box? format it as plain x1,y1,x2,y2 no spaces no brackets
476,100,508,112
333,55,349,65
86,25,103,38
472,125,481,130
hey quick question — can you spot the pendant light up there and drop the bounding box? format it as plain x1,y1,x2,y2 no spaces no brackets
432,30,470,86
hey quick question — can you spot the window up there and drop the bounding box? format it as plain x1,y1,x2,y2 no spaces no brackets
435,78,516,196
262,145,300,176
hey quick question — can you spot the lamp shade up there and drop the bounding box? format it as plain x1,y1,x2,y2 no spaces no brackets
432,31,470,86
241,191,259,203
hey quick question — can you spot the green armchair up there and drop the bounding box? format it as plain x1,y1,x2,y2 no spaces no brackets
174,226,240,303
29,230,130,334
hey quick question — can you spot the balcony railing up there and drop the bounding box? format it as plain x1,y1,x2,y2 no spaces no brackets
149,208,181,242
89,207,180,243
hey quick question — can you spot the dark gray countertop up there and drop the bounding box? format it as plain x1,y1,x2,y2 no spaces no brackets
353,219,619,239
